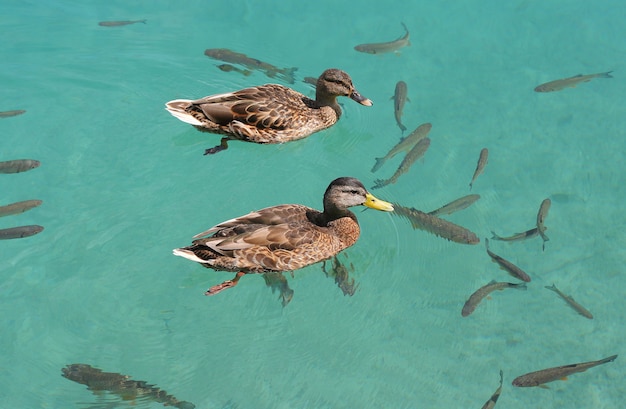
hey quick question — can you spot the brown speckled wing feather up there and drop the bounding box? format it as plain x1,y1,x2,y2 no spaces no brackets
208,222,318,253
194,204,315,238
192,85,312,130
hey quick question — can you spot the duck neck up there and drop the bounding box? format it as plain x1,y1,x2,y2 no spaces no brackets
315,93,342,118
309,205,356,227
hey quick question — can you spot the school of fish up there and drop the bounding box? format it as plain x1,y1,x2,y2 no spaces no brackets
357,24,616,406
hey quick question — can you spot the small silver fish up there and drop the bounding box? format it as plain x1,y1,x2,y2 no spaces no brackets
490,227,539,242
462,280,527,317
393,203,480,245
354,23,410,54
98,19,147,27
0,109,26,118
512,355,617,387
371,122,432,173
481,370,504,409
545,283,593,319
0,159,40,174
536,198,551,251
391,81,409,132
372,137,430,189
428,194,480,216
469,148,489,190
534,71,613,92
0,199,43,218
485,238,531,282
0,225,44,240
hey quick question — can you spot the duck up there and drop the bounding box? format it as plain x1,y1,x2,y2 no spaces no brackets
173,177,393,298
164,69,373,154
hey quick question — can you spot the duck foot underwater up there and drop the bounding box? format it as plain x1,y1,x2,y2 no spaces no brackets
204,271,246,295
204,137,230,155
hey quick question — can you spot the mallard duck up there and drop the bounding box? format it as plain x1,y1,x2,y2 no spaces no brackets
173,177,393,297
165,69,373,154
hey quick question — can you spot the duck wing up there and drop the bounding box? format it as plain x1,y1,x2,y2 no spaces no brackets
193,204,313,239
207,222,319,255
191,84,309,129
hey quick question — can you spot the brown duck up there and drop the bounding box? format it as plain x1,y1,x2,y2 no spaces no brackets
173,177,393,296
164,68,373,154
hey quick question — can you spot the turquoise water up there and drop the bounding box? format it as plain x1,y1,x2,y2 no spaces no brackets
1,0,624,407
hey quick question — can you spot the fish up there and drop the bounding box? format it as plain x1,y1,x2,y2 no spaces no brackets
427,194,480,216
0,225,44,240
354,22,410,54
481,370,504,409
0,109,26,118
490,227,539,242
512,355,617,387
462,280,527,317
0,199,42,218
469,148,489,190
392,203,480,244
303,76,318,87
371,122,432,173
98,19,147,27
536,198,551,251
391,81,409,132
534,71,613,92
372,137,430,189
62,363,196,409
545,283,593,319
204,48,298,84
485,238,531,282
216,63,252,77
0,159,40,174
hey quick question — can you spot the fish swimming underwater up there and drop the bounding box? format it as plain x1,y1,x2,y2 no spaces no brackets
485,238,532,282
391,80,409,132
462,280,527,317
0,159,40,174
480,370,504,409
354,23,410,54
536,198,551,250
545,283,593,319
98,19,147,27
0,199,42,218
62,363,195,409
0,225,44,240
534,71,613,92
392,203,479,245
490,227,539,242
372,137,430,189
371,122,431,173
0,109,26,118
469,148,488,190
512,355,617,387
427,194,480,217
204,48,297,84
